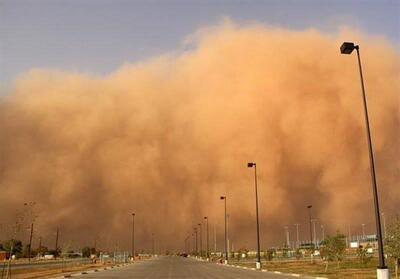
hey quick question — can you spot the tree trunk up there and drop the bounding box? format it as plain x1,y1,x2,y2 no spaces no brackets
325,261,329,272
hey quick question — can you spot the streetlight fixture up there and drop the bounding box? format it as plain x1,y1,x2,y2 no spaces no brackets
204,217,209,261
151,233,155,256
247,162,262,269
220,196,228,264
198,223,203,258
307,206,313,249
54,228,59,259
340,41,388,279
131,213,135,259
294,224,300,249
193,227,198,255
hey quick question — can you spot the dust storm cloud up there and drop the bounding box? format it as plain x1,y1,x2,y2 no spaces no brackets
0,23,399,252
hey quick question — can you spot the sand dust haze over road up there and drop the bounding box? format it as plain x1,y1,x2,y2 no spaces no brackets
0,22,399,251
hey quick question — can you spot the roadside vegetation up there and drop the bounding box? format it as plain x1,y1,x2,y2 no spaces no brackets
226,216,400,279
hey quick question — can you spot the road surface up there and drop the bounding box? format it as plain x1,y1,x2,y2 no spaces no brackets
74,256,298,278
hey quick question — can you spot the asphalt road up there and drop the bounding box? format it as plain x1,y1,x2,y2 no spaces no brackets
74,256,299,278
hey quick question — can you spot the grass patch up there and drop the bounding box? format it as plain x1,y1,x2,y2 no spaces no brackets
231,258,396,278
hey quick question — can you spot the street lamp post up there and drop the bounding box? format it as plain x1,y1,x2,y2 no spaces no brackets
151,233,155,256
311,219,317,247
194,228,198,255
131,213,135,259
55,228,59,259
204,217,209,260
192,233,195,255
247,162,261,270
220,196,228,264
340,42,388,279
28,222,34,262
198,223,203,258
307,205,313,248
294,224,300,248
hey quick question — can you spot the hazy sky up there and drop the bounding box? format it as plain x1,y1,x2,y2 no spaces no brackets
1,0,399,84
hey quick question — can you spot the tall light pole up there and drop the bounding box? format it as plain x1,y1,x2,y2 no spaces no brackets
307,205,313,249
294,224,300,248
193,228,198,255
192,233,195,255
284,226,290,248
340,42,388,278
28,222,34,262
151,233,155,255
55,228,59,259
247,162,261,270
311,219,317,247
204,217,209,260
321,225,325,241
220,196,228,264
198,223,203,258
214,223,217,254
131,213,135,259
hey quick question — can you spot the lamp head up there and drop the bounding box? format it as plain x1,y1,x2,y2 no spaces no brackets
204,216,207,220
247,162,255,168
307,205,312,209
340,42,357,54
220,196,225,200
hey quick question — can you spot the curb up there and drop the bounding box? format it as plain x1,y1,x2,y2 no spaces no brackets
48,262,134,278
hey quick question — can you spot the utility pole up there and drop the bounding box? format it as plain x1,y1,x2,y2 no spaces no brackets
151,233,155,255
28,222,34,261
204,217,209,260
226,214,230,257
131,213,135,259
220,196,228,264
193,228,198,255
198,223,202,257
55,228,59,259
214,223,217,253
192,233,195,255
307,206,313,248
38,236,42,254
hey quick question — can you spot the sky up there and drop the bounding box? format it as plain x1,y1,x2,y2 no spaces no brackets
1,0,399,85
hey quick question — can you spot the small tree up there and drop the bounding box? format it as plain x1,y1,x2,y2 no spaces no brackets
320,232,346,272
294,248,302,260
357,244,372,265
356,244,372,265
385,216,400,278
264,249,275,261
236,247,248,261
2,239,23,257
